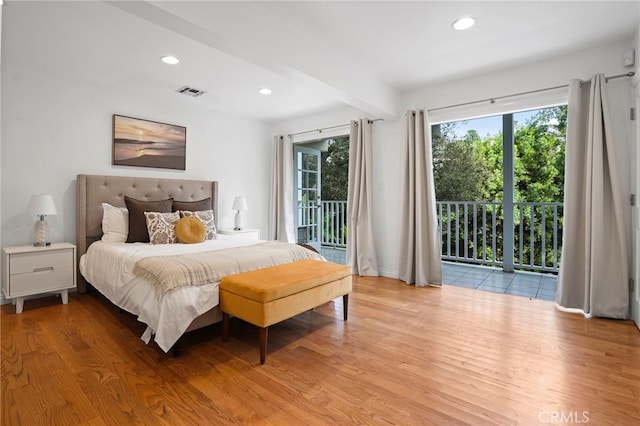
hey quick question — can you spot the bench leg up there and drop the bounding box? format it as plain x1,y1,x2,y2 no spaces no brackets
259,327,268,365
222,312,229,342
343,294,349,321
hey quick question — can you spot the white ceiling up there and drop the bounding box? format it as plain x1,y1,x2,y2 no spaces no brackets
5,1,639,121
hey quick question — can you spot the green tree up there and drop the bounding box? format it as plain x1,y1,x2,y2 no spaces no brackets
514,107,566,202
432,124,491,201
321,136,349,201
476,133,504,201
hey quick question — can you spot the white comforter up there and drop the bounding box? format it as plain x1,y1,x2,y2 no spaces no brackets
79,236,261,352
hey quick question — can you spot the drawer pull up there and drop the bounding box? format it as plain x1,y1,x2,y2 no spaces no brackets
33,266,54,273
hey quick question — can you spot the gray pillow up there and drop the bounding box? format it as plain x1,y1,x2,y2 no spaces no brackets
124,196,173,243
172,197,212,212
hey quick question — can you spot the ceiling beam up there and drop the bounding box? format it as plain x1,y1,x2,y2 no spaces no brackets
107,1,399,119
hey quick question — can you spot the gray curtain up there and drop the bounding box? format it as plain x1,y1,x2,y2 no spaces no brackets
346,119,379,276
398,109,442,287
268,135,295,242
556,74,629,318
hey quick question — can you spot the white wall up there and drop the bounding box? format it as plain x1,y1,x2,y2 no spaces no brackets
1,71,272,248
273,39,638,280
0,8,273,306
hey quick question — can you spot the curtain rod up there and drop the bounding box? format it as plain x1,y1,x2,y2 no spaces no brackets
428,71,635,113
288,118,384,138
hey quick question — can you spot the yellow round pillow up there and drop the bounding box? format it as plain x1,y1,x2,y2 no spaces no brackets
175,217,206,244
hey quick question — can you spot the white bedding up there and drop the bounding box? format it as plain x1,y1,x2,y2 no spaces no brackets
79,235,261,352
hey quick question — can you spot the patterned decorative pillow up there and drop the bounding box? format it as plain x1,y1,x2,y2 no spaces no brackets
144,211,180,244
180,210,216,240
175,217,206,244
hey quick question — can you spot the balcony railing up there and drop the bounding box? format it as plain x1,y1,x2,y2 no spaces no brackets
437,201,564,273
320,200,563,273
321,201,348,248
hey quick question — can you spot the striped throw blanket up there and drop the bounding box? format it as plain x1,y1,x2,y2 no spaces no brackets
134,241,324,296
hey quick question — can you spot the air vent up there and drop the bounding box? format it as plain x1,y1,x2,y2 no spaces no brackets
176,86,206,97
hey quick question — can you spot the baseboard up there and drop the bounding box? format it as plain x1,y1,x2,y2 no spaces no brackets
377,268,399,280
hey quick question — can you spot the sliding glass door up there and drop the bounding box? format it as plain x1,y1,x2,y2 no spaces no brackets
432,105,567,273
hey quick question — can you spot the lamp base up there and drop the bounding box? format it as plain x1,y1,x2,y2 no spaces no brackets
234,210,242,231
34,217,50,247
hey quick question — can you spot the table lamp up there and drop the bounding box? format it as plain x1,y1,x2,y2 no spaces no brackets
232,196,248,230
27,194,57,246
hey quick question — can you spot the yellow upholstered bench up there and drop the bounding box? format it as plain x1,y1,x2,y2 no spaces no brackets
219,259,352,364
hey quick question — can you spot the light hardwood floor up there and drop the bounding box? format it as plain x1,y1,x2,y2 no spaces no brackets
2,276,639,425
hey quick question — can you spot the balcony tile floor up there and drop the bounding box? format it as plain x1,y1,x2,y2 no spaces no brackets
320,246,347,264
442,262,557,301
321,247,556,302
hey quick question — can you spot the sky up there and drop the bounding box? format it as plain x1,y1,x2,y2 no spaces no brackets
452,109,539,139
113,115,186,143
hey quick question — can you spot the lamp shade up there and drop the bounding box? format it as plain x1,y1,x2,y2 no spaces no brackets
232,196,248,211
27,194,57,216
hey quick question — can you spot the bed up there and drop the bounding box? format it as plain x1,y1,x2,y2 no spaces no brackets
76,174,322,353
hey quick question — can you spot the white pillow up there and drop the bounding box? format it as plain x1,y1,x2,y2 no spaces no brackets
101,203,128,243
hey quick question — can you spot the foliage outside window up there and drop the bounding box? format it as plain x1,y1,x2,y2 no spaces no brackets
433,107,566,203
432,106,567,271
320,136,349,246
321,136,349,201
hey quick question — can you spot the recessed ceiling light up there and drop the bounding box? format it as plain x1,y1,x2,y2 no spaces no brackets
161,56,180,65
452,16,476,31
258,88,272,95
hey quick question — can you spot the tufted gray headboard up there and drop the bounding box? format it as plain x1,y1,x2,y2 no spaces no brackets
76,174,218,292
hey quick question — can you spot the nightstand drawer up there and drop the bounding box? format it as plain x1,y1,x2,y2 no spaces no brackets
9,249,73,274
2,243,77,313
9,267,74,297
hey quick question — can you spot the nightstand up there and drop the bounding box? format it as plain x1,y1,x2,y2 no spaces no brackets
2,243,77,314
218,228,261,241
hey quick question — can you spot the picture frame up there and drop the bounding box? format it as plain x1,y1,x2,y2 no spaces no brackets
112,114,186,170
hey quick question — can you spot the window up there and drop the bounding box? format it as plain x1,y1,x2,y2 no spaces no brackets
432,105,567,272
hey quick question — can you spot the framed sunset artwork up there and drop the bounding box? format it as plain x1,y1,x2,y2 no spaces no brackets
112,114,186,170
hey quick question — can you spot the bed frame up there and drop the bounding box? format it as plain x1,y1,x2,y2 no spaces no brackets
76,174,218,293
